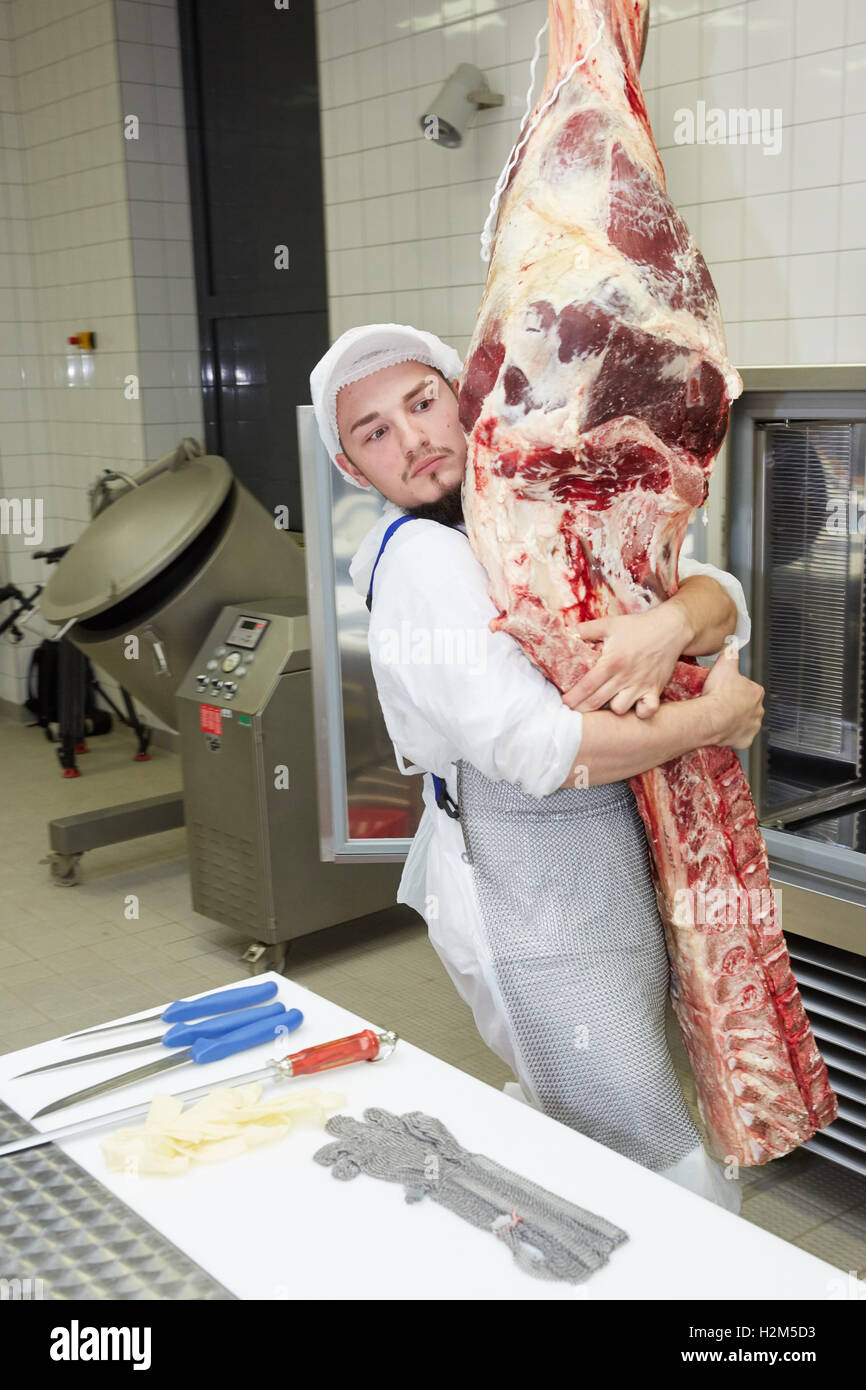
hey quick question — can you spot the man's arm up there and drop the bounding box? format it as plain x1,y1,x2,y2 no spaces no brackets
676,557,751,655
559,647,764,787
664,574,736,657
368,522,586,799
367,522,761,799
565,568,749,716
561,693,720,786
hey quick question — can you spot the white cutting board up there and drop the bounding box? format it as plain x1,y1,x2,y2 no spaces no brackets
0,972,848,1300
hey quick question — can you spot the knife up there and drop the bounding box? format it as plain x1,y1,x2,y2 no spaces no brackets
0,1028,398,1159
60,980,280,1040
12,1001,290,1077
30,1007,304,1120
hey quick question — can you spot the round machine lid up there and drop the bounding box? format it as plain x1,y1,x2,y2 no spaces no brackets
40,456,233,624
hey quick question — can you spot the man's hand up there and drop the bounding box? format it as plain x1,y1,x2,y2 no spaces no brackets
702,641,765,748
561,603,691,718
558,639,764,787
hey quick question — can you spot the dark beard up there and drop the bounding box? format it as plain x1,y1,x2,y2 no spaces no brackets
404,482,464,527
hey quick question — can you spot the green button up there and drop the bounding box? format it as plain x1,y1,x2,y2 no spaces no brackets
238,716,251,727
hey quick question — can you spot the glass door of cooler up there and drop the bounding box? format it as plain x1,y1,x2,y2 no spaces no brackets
296,404,423,863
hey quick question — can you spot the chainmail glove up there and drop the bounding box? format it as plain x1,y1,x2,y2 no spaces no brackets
313,1107,628,1283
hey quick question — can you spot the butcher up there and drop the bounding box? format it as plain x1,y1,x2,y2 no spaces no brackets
310,322,764,1213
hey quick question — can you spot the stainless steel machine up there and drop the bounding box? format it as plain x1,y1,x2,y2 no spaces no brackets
727,365,866,1177
175,599,401,966
727,365,866,893
36,440,403,970
40,445,300,730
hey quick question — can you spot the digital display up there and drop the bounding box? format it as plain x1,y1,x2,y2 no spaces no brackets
226,615,270,650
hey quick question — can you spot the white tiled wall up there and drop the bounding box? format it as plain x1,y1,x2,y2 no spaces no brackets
317,0,545,361
2,0,862,714
116,0,202,467
0,0,202,724
314,0,866,367
643,0,865,367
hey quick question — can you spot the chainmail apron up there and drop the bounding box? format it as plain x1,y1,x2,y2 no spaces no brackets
455,759,702,1172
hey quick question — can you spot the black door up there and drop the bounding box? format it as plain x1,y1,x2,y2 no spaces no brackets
177,0,329,531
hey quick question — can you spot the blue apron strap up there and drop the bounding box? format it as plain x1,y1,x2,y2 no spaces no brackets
431,773,460,820
365,515,416,612
364,513,460,819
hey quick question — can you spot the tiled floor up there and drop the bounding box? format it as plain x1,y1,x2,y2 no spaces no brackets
1,713,865,1281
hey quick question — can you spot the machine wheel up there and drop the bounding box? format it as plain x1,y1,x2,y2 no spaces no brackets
241,941,288,976
44,851,83,886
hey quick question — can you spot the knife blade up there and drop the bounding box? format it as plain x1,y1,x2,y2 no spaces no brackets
0,1063,282,1158
60,980,280,1040
30,1007,304,1119
12,1001,289,1077
0,1028,398,1159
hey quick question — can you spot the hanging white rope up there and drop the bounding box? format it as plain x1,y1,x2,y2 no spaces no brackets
479,16,605,264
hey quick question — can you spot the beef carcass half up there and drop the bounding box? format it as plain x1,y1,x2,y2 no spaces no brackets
458,0,837,1165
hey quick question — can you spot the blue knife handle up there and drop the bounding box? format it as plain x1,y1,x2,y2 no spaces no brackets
191,1008,304,1064
161,981,279,1023
161,1002,287,1047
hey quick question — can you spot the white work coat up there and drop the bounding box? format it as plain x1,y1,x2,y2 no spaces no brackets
349,497,752,1094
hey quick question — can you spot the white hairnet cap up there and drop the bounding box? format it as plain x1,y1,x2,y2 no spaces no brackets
309,323,463,489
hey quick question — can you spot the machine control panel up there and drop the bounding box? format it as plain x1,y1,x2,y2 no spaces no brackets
226,615,270,650
179,601,310,721
193,618,272,703
190,616,273,712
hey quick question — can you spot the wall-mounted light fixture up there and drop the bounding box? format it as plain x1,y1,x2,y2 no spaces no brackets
419,63,504,148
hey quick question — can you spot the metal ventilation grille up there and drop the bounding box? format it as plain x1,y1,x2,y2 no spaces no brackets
189,821,266,934
763,422,864,765
786,931,866,1177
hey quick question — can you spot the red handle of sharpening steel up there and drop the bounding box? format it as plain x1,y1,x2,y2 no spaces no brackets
283,1028,383,1076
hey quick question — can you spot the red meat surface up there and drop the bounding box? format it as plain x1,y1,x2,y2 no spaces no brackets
459,0,837,1164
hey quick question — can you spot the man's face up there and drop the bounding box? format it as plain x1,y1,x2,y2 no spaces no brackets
334,359,465,509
